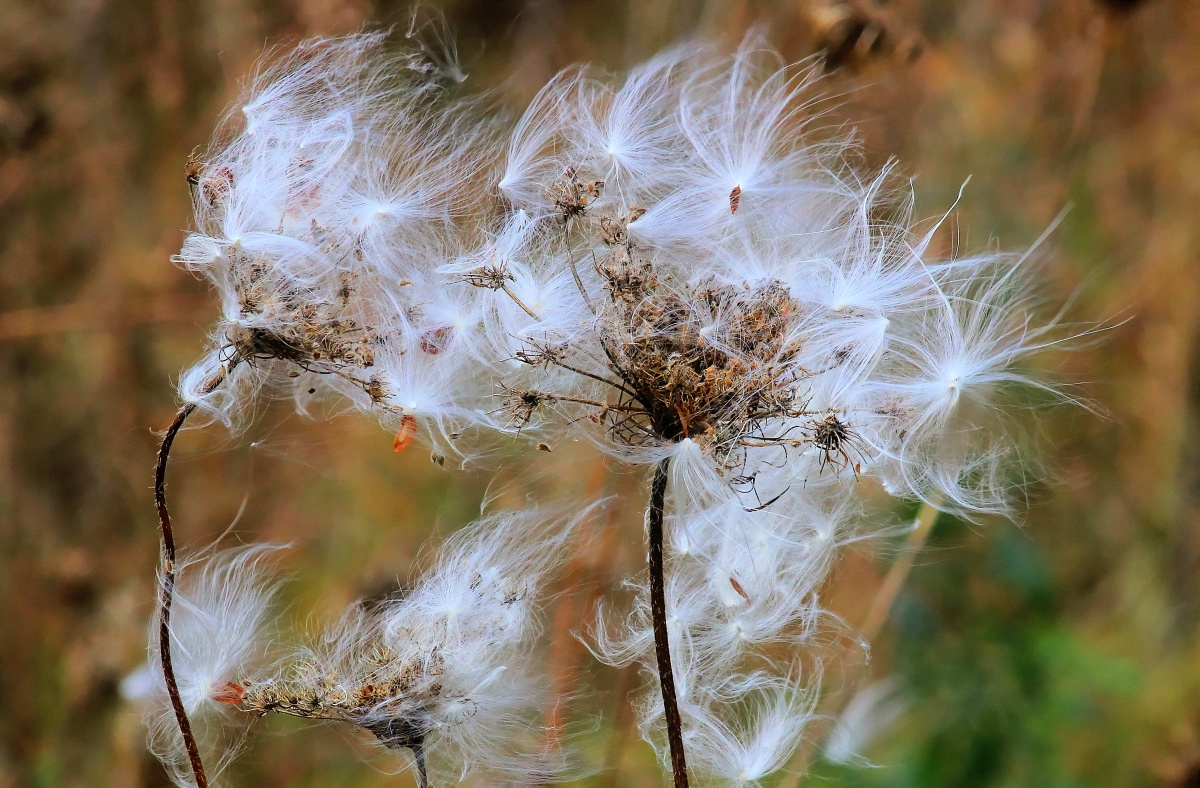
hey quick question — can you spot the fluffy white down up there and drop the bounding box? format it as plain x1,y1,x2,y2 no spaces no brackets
134,510,584,786
306,508,581,784
163,31,1072,785
140,545,283,788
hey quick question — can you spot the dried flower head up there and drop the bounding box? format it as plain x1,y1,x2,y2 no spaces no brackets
134,510,580,787
235,510,576,785
173,33,495,440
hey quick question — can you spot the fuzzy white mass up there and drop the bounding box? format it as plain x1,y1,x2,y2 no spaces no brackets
135,510,579,787
164,31,1072,785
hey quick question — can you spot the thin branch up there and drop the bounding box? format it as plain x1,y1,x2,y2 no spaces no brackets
550,359,639,399
647,458,689,788
599,665,637,788
608,411,657,438
564,220,597,315
411,741,428,788
744,485,791,513
154,364,232,788
859,498,942,642
501,284,541,321
553,394,647,413
595,330,637,396
739,437,807,448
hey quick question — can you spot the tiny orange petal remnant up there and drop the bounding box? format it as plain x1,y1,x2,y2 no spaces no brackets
393,414,418,452
212,681,245,705
729,184,742,214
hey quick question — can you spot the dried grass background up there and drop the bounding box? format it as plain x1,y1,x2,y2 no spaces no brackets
1,0,1198,786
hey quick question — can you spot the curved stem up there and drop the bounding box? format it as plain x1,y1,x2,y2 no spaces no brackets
154,366,229,788
647,458,689,788
563,219,596,316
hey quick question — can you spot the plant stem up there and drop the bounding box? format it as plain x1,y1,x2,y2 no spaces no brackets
154,366,229,788
411,741,428,788
599,665,636,788
859,499,942,643
647,458,689,788
775,498,942,788
501,283,541,321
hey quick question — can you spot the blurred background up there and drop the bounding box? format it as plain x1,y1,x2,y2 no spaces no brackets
1,0,1197,785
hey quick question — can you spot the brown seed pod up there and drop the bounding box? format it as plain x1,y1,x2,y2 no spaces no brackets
185,151,203,189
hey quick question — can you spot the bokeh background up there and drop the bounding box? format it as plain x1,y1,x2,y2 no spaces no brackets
1,0,1197,785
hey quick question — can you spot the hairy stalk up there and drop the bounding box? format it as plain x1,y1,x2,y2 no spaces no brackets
647,458,689,788
153,365,230,788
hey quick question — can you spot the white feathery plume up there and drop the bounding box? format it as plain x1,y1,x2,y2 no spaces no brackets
245,509,579,785
162,29,1076,786
175,33,497,449
128,545,283,788
173,31,1068,496
685,671,820,786
823,677,909,766
129,509,581,787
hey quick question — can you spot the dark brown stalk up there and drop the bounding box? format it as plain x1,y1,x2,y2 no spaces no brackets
154,365,229,788
647,458,689,788
412,741,428,788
